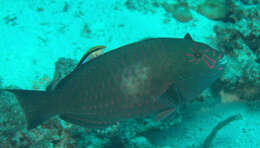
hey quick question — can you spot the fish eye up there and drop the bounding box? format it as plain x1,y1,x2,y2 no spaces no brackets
185,46,218,70
194,52,203,58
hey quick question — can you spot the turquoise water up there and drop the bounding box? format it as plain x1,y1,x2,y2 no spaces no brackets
0,0,259,147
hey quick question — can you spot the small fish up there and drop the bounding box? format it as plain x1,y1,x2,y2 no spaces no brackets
80,45,106,65
1,33,226,129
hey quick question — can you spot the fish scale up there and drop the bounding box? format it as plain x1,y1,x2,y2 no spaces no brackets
2,33,226,129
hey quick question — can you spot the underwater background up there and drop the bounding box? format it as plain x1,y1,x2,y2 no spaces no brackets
0,0,259,147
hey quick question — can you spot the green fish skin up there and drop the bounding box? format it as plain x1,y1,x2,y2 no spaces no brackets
2,33,226,129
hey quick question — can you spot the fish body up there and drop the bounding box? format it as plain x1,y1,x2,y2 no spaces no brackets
3,34,225,129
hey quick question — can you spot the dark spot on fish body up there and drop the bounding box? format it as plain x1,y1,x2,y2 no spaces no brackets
194,51,203,59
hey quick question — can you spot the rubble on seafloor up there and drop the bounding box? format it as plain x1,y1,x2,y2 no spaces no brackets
123,0,259,24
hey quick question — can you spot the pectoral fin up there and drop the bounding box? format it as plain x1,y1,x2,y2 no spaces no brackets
154,107,176,121
161,83,184,105
153,83,184,121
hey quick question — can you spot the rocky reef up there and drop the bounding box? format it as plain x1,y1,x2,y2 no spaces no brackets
213,0,260,103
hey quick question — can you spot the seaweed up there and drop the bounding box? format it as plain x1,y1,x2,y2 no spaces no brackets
202,114,243,148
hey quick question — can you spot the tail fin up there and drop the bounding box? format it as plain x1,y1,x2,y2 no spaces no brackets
4,89,59,130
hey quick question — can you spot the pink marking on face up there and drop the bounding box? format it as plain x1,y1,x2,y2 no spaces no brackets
189,47,196,53
186,54,194,57
205,48,209,52
195,58,201,64
189,58,196,63
204,54,216,64
111,100,114,105
217,53,222,59
202,57,215,69
125,83,129,89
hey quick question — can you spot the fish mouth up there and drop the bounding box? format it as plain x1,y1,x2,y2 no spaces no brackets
218,54,227,65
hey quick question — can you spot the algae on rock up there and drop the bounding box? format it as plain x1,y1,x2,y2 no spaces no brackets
196,0,227,20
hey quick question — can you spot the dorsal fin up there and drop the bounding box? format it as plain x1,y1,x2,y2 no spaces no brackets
184,33,193,40
75,45,106,69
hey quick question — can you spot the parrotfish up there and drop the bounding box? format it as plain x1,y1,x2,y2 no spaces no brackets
1,33,225,129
